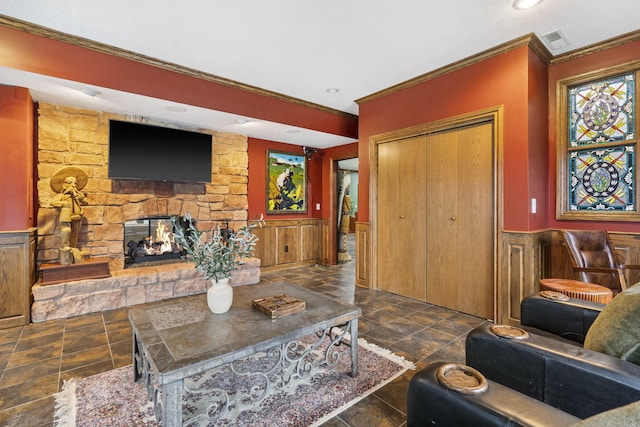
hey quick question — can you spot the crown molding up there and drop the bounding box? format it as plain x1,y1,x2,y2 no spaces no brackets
357,29,640,105
0,14,357,120
357,34,550,105
550,29,640,65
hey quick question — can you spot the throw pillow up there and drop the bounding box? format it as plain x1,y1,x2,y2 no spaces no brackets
584,282,640,363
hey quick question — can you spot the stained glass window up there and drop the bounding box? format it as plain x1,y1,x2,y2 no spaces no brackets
569,73,635,146
559,69,638,219
569,145,634,211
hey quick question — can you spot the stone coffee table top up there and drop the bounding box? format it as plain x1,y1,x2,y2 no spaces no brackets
128,281,361,382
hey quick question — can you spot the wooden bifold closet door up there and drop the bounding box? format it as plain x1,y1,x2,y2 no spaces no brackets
377,135,427,301
377,122,494,319
425,123,494,319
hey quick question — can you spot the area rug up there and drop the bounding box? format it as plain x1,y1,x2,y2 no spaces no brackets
53,334,414,427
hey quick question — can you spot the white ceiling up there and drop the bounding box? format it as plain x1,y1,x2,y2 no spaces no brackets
0,0,639,147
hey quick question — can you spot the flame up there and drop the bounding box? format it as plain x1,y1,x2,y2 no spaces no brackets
145,221,176,255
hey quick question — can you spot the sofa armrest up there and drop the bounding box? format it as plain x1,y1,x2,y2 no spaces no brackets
466,323,640,419
407,362,580,427
520,294,603,344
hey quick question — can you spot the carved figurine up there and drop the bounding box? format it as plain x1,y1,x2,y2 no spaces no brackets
50,167,89,265
338,172,352,263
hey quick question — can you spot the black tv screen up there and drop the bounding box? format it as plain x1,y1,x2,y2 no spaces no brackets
108,120,212,183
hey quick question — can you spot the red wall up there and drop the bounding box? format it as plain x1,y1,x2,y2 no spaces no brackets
0,20,359,230
0,86,34,231
358,46,538,231
0,24,357,139
248,138,323,220
248,139,359,222
548,38,640,233
527,48,550,231
4,18,638,234
321,143,359,219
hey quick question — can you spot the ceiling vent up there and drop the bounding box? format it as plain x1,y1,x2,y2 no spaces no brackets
541,30,569,50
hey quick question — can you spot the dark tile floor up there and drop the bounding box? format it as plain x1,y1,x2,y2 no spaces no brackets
0,242,488,427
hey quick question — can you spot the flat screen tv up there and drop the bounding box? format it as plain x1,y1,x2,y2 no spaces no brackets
108,120,212,183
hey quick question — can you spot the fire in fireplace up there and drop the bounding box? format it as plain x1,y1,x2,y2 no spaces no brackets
124,216,185,265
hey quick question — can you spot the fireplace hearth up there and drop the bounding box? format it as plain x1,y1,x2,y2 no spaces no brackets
124,216,185,266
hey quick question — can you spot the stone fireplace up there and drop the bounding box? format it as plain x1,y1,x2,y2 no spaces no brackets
32,103,259,322
123,216,185,266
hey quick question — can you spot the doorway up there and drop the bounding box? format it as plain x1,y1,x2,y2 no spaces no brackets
337,158,358,264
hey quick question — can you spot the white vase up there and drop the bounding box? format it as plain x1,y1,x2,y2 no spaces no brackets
207,277,233,314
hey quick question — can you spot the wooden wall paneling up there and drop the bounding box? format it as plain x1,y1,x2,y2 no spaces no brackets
355,222,369,288
256,219,323,271
501,234,525,325
499,231,551,325
321,218,330,265
300,223,320,261
275,226,298,265
253,225,275,267
0,229,36,329
539,233,552,280
610,233,640,286
532,230,553,293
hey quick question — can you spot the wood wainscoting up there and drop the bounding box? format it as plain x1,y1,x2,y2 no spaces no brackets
501,229,640,325
252,219,323,271
0,228,36,329
500,230,552,325
355,222,369,288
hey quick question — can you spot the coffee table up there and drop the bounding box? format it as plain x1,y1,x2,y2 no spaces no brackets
128,282,361,426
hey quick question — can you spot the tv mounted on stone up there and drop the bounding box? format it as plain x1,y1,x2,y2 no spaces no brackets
108,120,212,183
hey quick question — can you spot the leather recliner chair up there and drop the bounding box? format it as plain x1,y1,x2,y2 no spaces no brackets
560,229,640,295
407,294,640,426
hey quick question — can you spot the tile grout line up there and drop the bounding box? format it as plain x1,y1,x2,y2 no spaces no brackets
0,327,25,385
101,314,115,369
57,321,66,392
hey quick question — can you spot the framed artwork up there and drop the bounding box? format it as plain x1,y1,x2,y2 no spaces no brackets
266,150,307,213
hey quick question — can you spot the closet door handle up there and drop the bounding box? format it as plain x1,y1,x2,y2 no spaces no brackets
450,216,456,221
400,215,405,219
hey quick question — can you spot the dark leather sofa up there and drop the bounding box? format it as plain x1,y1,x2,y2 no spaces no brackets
407,294,640,426
407,361,581,426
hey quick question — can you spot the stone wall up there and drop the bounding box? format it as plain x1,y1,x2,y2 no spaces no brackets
36,103,250,271
31,258,261,322
32,103,257,320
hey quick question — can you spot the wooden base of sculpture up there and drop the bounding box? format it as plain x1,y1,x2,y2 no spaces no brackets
39,258,111,285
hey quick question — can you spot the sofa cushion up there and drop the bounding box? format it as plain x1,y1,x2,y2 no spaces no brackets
573,400,640,426
584,282,640,363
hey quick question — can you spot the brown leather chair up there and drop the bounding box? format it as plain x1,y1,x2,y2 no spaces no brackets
560,230,640,295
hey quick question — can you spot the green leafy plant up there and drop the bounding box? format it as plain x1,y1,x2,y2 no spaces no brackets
170,213,262,282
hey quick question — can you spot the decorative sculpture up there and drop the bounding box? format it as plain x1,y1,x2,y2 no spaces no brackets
50,167,89,265
338,172,352,263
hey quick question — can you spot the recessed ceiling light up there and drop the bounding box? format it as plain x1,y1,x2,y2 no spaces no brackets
513,0,543,10
326,88,340,94
165,105,187,112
